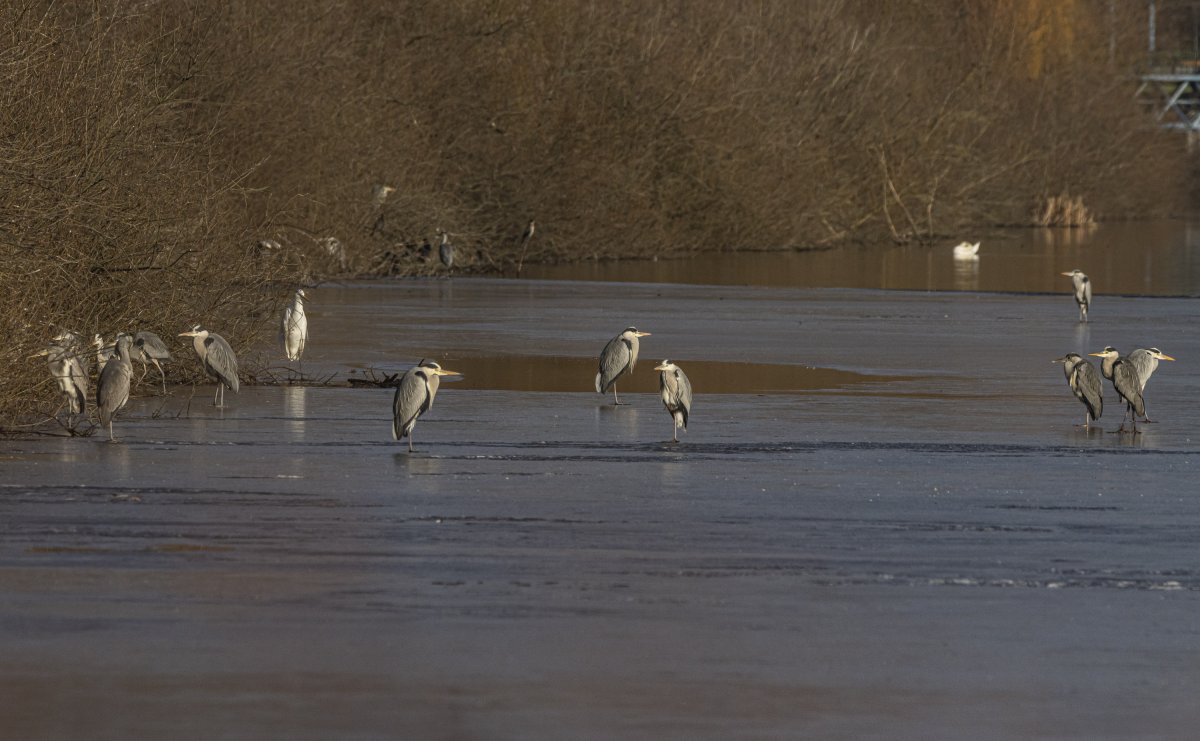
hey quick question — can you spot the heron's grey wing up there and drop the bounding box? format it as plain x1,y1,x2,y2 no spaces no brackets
1073,362,1102,421
1127,349,1156,391
96,360,131,424
392,369,428,439
597,336,631,393
135,331,171,360
204,334,240,392
1082,277,1092,307
1112,360,1145,417
676,368,693,425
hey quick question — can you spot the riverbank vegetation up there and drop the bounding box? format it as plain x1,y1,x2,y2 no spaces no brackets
1,0,1191,423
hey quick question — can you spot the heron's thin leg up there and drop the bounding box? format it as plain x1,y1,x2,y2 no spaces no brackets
612,385,621,406
153,359,166,394
408,435,414,453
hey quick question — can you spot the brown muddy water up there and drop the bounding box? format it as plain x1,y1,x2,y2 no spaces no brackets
525,220,1200,296
4,230,1200,739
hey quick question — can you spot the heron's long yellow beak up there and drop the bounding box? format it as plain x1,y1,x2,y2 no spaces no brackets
635,331,651,337
432,368,461,377
29,349,50,359
1060,271,1074,277
1087,351,1106,357
1158,353,1176,361
178,330,199,337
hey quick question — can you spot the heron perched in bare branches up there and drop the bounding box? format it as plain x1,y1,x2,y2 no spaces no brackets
132,331,172,393
392,359,460,452
320,236,347,271
1089,347,1145,432
96,334,134,442
179,326,239,407
371,183,395,207
654,360,692,442
595,327,650,405
1060,269,1091,322
281,288,308,361
1052,353,1102,429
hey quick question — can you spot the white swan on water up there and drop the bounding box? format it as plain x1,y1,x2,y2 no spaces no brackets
953,241,980,260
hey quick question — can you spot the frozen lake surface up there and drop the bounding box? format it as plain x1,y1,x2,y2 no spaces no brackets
3,277,1200,739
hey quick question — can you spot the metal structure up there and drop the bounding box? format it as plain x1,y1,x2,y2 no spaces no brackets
1136,72,1200,130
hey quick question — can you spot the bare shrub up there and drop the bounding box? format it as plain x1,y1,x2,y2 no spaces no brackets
1,3,301,428
2,0,1190,426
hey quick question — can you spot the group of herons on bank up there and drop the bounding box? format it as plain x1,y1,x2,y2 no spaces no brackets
33,250,1169,444
1054,267,1175,434
34,287,692,448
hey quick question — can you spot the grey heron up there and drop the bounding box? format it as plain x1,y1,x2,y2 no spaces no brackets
281,288,308,361
179,326,240,407
32,336,88,424
1126,347,1174,422
132,331,172,393
1060,269,1091,322
392,359,460,452
93,333,115,372
1088,347,1145,432
54,331,91,379
595,327,650,405
1127,347,1174,393
320,236,347,271
96,334,134,441
438,229,455,269
654,360,693,442
515,220,537,275
1052,353,1102,429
